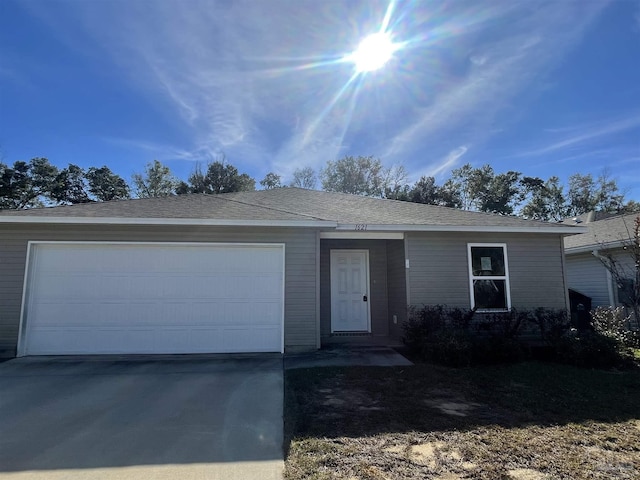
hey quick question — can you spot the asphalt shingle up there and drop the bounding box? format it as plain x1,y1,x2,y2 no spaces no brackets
563,212,640,250
0,187,581,230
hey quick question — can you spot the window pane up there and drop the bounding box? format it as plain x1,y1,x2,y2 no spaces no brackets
471,247,505,276
473,279,507,309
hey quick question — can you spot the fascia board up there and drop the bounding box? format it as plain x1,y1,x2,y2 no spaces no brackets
336,223,588,234
0,217,337,228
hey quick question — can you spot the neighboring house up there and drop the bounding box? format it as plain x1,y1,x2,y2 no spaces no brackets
0,188,584,358
563,212,639,312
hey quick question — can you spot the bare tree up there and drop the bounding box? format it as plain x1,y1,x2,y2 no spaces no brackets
290,167,317,189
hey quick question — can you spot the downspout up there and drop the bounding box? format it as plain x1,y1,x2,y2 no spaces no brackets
560,236,571,312
403,234,411,309
315,230,321,349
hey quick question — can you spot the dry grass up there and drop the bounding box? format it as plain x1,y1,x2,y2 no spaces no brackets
284,362,640,479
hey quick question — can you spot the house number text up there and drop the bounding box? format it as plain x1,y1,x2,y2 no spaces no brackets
354,224,368,231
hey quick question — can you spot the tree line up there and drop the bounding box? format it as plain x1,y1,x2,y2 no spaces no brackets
1,155,637,221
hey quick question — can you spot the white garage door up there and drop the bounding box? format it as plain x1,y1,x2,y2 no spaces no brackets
20,242,284,356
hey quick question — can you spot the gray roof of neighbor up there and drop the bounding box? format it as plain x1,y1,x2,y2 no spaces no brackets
563,212,640,251
0,187,580,231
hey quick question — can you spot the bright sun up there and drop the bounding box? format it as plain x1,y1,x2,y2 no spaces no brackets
351,32,395,73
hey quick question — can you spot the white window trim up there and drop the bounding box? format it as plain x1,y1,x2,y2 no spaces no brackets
467,243,512,312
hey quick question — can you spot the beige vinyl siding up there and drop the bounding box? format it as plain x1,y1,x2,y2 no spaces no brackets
565,252,611,307
566,248,636,308
406,232,567,310
320,239,389,337
386,239,407,338
608,250,636,307
0,224,318,357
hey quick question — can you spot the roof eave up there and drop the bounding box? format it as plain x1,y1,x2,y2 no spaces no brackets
0,216,337,228
0,216,588,233
565,240,627,255
336,224,588,234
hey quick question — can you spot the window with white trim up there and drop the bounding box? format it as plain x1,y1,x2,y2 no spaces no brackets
467,243,511,310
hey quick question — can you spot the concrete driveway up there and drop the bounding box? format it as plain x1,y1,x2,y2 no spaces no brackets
0,355,283,480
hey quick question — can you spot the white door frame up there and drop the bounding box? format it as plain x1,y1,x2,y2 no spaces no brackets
18,241,286,356
330,249,371,333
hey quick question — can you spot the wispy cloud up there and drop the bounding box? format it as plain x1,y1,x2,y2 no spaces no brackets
411,146,468,181
519,114,640,157
21,0,612,181
102,137,213,163
379,1,609,170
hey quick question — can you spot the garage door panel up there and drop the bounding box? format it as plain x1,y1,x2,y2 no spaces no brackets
22,243,284,355
164,275,201,298
189,328,224,352
29,302,96,327
155,328,190,352
122,329,156,353
250,302,282,325
188,301,222,323
27,328,94,355
252,275,283,298
223,275,251,298
97,276,131,299
32,274,96,300
224,326,281,352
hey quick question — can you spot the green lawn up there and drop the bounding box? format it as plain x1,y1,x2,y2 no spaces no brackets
284,362,640,480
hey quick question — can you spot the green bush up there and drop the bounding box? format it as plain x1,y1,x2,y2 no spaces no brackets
403,305,637,369
528,308,572,344
552,330,632,369
403,305,528,366
403,305,474,355
424,329,474,367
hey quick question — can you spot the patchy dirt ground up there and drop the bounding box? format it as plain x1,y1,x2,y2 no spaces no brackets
284,363,640,480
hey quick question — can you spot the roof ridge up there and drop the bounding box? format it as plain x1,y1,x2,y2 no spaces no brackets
306,188,561,227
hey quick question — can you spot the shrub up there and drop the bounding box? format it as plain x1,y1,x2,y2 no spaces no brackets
425,329,474,367
403,305,528,366
403,305,474,355
403,305,637,369
591,306,640,349
552,330,632,369
528,308,572,345
472,309,529,338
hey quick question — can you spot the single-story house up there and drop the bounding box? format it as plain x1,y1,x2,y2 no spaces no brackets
0,188,584,357
563,212,639,312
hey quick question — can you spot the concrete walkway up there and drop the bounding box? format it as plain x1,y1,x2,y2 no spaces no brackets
284,346,413,370
0,355,284,480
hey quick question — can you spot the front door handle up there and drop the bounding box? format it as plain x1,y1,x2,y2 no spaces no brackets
363,295,368,302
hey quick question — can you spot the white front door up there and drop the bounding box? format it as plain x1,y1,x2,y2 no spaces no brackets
330,249,370,332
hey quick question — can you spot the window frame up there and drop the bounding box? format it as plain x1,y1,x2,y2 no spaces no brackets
467,243,512,311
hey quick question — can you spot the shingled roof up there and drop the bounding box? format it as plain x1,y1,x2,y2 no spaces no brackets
563,212,640,251
0,188,584,233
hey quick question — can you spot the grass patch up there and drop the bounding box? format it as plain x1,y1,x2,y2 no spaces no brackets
284,362,640,479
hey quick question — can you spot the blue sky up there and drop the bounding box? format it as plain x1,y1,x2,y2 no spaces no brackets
1,0,639,198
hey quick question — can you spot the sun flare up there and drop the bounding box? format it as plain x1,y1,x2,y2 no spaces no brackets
351,32,396,73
